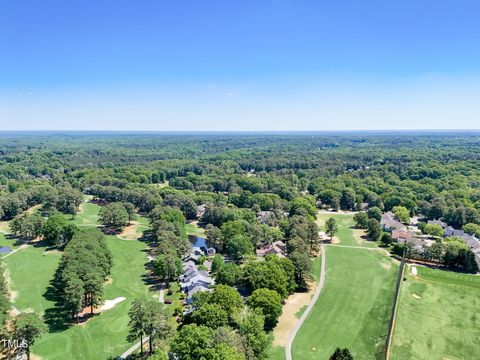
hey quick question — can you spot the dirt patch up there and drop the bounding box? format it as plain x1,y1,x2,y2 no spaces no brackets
118,221,141,240
272,282,317,347
3,268,17,302
331,236,340,244
26,204,42,214
76,307,101,326
0,221,10,233
77,203,86,214
10,307,21,316
412,293,422,299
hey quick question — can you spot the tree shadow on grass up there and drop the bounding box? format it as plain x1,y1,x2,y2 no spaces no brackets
42,267,71,332
43,306,71,332
5,233,32,247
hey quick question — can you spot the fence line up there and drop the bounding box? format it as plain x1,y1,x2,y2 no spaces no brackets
385,248,406,360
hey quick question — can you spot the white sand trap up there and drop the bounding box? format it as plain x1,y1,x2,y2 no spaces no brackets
411,266,417,275
101,297,126,311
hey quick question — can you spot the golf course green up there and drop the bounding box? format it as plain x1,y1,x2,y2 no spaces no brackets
391,265,480,359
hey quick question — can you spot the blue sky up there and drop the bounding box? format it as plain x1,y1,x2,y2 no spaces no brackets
1,0,480,130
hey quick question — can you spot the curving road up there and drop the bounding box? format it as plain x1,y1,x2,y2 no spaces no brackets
286,244,327,360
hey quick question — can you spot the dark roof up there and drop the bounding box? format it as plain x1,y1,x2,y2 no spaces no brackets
381,212,405,230
427,219,447,228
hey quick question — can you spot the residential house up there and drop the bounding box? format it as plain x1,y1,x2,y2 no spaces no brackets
185,284,213,304
444,226,465,237
391,228,411,240
380,212,405,232
443,226,480,269
257,211,274,225
256,240,286,258
359,202,369,211
427,219,447,228
397,236,428,254
272,240,286,252
182,273,214,293
196,204,206,219
180,246,215,305
183,253,201,264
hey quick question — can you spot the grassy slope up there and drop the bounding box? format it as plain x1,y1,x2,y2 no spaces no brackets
292,213,398,360
3,201,151,359
185,222,206,237
391,266,480,360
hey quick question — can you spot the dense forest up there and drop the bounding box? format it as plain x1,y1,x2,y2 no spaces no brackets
1,131,479,359
1,132,479,223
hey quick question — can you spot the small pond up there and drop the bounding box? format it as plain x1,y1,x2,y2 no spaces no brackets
189,235,208,250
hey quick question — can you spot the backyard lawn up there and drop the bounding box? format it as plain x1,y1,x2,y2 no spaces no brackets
185,222,206,237
391,266,480,360
292,213,398,360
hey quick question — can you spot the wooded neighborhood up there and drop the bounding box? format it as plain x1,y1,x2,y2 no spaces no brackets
0,132,480,360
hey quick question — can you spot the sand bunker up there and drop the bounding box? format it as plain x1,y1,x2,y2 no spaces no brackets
101,297,126,311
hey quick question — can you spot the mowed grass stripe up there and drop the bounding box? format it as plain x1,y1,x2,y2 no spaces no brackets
391,266,480,360
292,214,398,359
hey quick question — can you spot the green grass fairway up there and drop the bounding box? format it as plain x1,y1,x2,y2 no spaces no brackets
391,266,480,359
292,213,398,359
267,343,286,360
3,246,60,314
31,236,150,359
317,212,377,248
134,214,150,236
73,202,101,227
